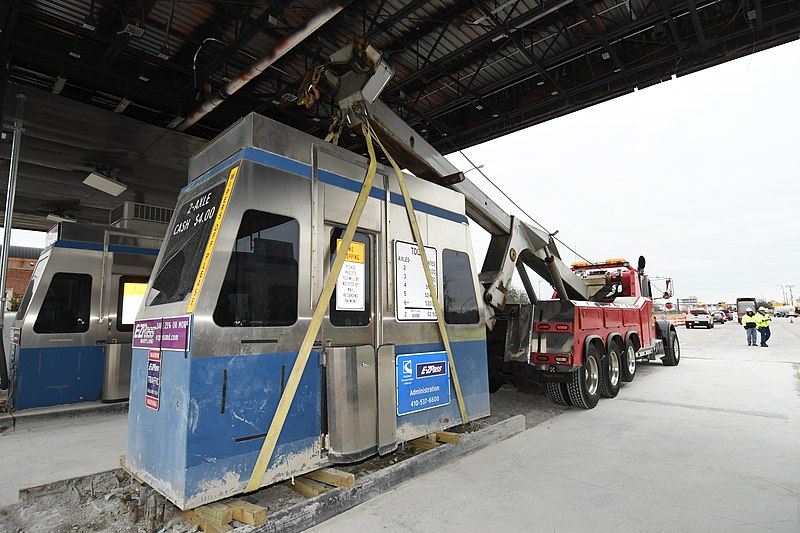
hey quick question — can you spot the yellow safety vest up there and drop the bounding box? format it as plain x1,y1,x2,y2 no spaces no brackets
755,312,771,328
742,314,758,328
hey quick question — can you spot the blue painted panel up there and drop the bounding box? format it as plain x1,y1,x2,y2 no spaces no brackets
395,340,490,430
183,351,322,500
15,346,105,410
126,347,191,499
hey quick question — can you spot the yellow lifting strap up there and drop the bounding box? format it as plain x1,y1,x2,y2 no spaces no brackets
244,123,377,493
366,121,469,426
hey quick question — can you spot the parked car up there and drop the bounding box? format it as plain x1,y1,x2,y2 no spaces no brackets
712,311,726,324
685,308,714,328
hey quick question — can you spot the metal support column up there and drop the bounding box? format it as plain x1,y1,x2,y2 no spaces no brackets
0,92,26,391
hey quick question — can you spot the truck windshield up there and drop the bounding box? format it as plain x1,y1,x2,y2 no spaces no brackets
147,177,229,307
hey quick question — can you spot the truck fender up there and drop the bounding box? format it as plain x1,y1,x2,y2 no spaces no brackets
654,320,674,340
583,334,605,361
605,332,623,352
624,331,640,350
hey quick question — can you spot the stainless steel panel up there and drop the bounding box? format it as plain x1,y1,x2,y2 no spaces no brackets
326,344,377,461
376,344,397,455
103,342,132,401
505,304,533,362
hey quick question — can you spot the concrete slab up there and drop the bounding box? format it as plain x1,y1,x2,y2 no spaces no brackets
0,411,128,507
310,319,800,532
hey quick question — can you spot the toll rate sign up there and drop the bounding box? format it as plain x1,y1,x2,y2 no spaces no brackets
396,351,451,415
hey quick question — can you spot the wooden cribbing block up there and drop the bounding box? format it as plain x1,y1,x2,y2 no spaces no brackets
193,502,233,526
436,431,461,444
180,510,233,533
286,477,330,499
118,455,145,484
304,467,355,488
221,499,268,526
408,437,439,451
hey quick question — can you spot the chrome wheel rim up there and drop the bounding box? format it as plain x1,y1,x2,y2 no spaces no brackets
585,356,599,396
673,339,680,362
609,350,620,386
626,345,636,374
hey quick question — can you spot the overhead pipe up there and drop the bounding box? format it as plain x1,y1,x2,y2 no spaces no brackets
0,93,26,391
175,0,354,132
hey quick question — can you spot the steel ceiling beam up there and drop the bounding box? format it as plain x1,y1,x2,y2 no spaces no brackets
683,0,708,54
574,0,631,84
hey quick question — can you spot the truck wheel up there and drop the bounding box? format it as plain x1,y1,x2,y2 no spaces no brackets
567,344,601,409
620,339,636,383
662,331,680,366
546,382,572,406
599,342,621,398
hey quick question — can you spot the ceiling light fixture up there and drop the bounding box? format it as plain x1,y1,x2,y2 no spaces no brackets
69,50,81,59
47,213,77,223
52,76,67,95
114,98,132,113
138,74,150,82
83,171,127,196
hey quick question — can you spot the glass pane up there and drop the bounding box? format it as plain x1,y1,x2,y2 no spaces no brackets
117,277,149,332
147,179,228,306
442,250,479,325
213,210,299,327
33,273,92,333
15,257,47,321
329,230,371,327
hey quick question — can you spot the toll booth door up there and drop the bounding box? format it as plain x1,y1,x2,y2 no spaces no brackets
103,275,148,401
324,229,383,461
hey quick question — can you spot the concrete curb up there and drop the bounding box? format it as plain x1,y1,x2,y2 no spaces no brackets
0,401,128,432
243,415,527,533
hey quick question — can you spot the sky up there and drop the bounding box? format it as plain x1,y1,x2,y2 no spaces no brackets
2,39,799,305
446,39,800,305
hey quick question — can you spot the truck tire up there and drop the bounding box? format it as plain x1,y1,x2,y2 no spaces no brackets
567,344,601,409
662,330,680,366
620,339,636,383
546,382,572,406
599,342,621,398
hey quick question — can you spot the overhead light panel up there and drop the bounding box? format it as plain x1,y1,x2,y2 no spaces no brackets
83,171,127,197
47,213,77,223
69,50,81,59
157,46,170,60
114,98,132,113
52,76,67,95
601,52,610,60
138,74,150,82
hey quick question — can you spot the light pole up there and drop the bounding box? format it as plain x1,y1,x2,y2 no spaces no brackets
787,285,796,306
773,283,787,304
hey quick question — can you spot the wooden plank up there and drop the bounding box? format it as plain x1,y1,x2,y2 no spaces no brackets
435,431,461,444
304,467,355,488
180,510,233,533
193,502,233,526
408,437,439,451
118,455,145,484
285,477,330,499
221,500,268,526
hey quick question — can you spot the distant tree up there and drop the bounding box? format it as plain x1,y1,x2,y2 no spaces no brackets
506,286,530,304
755,300,773,310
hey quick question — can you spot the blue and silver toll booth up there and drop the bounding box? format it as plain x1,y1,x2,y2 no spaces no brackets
126,113,490,509
9,214,165,410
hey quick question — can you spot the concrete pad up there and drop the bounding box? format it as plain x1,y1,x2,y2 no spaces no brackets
310,319,800,532
0,411,128,506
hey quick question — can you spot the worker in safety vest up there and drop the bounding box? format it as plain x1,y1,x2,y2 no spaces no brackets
755,306,772,347
742,307,758,346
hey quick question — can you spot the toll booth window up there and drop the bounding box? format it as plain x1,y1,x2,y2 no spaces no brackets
33,273,91,334
442,250,479,324
329,230,371,327
147,179,228,306
116,277,149,332
213,210,299,327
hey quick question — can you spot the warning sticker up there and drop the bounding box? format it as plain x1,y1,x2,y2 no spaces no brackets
145,349,162,411
336,239,366,311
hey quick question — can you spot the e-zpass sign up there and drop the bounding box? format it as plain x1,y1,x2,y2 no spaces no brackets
396,351,450,416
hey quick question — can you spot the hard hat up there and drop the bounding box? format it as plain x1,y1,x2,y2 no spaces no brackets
745,307,753,312
758,306,766,311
